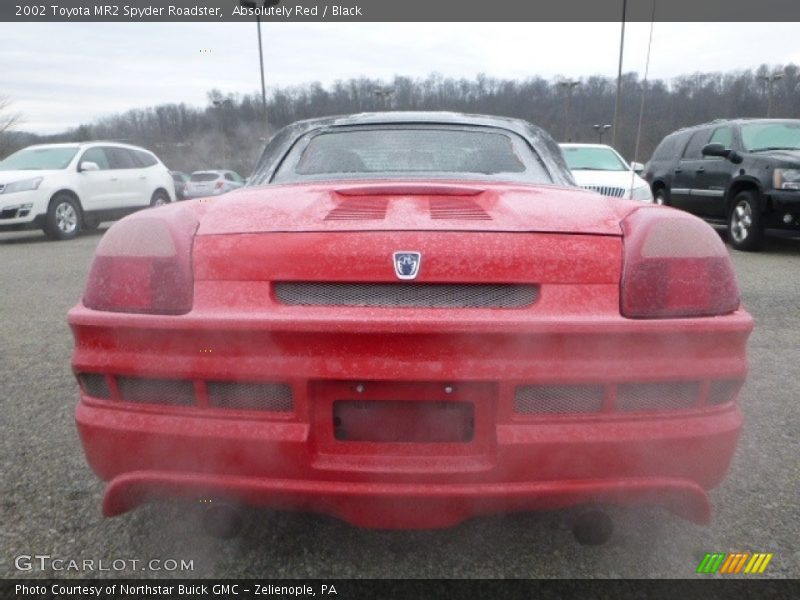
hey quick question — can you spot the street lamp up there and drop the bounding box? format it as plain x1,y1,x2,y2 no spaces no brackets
240,1,274,131
559,79,580,142
593,124,612,143
374,87,394,110
759,70,784,118
212,99,231,166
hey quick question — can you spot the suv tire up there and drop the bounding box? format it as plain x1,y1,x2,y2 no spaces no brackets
150,190,170,207
44,193,81,241
728,190,763,252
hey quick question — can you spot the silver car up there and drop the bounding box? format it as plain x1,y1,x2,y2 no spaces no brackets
184,170,245,198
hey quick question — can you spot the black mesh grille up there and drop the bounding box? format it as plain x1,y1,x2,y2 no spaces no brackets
616,382,699,412
581,185,626,198
514,385,605,414
207,382,293,411
116,377,195,406
708,379,743,405
274,282,539,309
78,373,111,399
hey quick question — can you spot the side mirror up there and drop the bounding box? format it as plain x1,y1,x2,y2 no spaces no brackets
79,161,100,172
701,143,729,158
630,161,645,174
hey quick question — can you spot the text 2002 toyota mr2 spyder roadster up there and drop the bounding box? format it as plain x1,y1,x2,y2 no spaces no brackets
69,112,752,540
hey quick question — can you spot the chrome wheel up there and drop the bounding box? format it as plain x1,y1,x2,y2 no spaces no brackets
654,190,666,205
55,202,78,234
152,195,168,207
730,200,753,243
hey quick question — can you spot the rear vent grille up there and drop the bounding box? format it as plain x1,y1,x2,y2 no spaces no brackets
514,385,605,414
616,382,699,412
581,185,626,198
207,382,293,411
78,373,111,399
708,379,743,405
325,198,388,220
274,282,539,309
429,197,492,220
117,377,196,406
77,374,294,412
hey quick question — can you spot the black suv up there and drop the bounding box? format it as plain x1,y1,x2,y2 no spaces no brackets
643,119,800,250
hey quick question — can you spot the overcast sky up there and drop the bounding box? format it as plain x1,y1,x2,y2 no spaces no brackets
1,22,798,134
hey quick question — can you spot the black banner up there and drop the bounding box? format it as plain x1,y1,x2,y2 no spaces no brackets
3,0,800,22
3,579,800,600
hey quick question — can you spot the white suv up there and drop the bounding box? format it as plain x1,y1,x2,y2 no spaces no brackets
0,142,176,240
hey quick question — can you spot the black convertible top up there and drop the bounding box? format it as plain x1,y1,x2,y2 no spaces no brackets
247,111,575,187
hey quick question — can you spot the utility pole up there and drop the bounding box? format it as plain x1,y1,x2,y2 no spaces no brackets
759,70,784,117
240,1,271,132
612,0,627,146
559,80,580,142
213,99,227,166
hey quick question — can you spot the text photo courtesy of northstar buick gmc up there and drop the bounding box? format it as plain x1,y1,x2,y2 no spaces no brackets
68,112,752,543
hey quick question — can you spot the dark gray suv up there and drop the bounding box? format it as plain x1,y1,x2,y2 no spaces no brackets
643,119,800,251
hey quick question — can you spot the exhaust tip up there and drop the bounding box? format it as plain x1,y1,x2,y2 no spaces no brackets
201,503,243,539
572,509,614,545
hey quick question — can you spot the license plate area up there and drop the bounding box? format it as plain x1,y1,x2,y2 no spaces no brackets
333,400,474,443
310,380,497,459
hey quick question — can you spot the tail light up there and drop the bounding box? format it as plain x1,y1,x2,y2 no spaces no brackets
620,207,740,318
83,206,198,314
215,181,224,190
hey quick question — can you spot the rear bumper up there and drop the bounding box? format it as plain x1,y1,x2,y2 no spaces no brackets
80,399,738,527
70,300,751,528
103,470,713,528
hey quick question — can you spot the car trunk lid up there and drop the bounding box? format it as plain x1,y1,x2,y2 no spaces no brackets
196,181,631,236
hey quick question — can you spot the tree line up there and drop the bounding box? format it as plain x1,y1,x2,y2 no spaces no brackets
2,63,799,177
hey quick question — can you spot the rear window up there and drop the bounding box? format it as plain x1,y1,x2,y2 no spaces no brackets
134,150,158,167
190,172,220,182
105,147,139,169
273,127,551,184
651,134,680,161
682,129,712,160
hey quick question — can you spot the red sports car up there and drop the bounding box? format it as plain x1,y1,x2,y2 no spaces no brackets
69,112,752,542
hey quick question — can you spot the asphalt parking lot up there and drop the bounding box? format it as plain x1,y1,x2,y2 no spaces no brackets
1,225,798,579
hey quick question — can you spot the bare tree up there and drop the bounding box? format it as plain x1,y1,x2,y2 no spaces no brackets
0,95,22,135
7,64,800,169
0,95,23,154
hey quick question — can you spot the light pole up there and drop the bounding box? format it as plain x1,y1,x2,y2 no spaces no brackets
759,70,784,117
374,87,394,110
212,99,229,166
593,124,612,143
240,1,272,131
559,80,580,142
612,0,627,146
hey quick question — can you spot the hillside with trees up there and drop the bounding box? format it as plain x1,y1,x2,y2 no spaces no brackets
2,64,798,177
